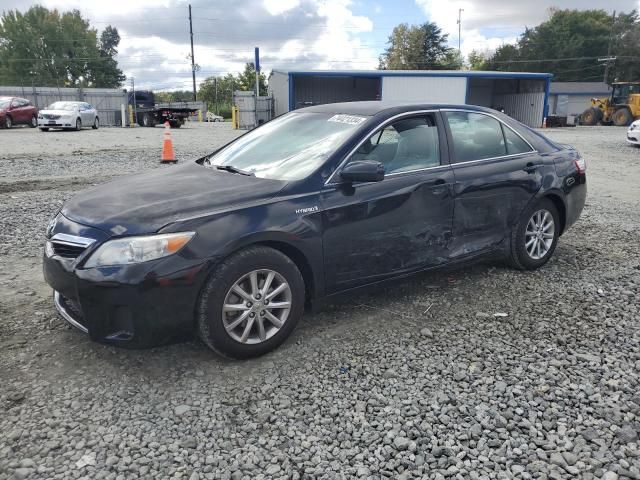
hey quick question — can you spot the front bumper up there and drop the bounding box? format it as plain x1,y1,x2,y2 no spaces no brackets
38,121,74,128
44,250,212,348
627,132,639,145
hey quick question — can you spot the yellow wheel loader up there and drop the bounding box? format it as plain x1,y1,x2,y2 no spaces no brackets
581,82,640,126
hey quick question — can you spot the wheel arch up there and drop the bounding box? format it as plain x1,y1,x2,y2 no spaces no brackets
255,240,316,304
195,229,323,307
542,192,567,235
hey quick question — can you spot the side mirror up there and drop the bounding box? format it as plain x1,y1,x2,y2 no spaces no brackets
340,160,385,183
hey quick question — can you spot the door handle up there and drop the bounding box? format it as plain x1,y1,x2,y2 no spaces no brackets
431,178,447,195
523,162,540,174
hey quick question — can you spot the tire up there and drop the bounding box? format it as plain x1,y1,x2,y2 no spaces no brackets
509,198,560,270
581,108,601,126
75,118,81,131
197,246,305,359
39,127,49,132
169,121,181,128
141,113,155,127
29,115,37,128
4,116,12,129
613,108,633,127
92,117,99,129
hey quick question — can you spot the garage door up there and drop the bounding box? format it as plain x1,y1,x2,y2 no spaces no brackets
381,76,467,104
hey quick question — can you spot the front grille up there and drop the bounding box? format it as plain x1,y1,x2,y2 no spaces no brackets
54,291,88,332
47,233,95,260
43,114,61,119
51,241,87,259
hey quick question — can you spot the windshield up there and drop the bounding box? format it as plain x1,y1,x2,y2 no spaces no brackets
207,112,367,181
47,102,77,111
0,99,10,109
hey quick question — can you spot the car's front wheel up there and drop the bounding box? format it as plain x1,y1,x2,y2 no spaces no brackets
4,116,12,129
92,117,99,129
30,115,37,128
75,118,81,131
509,198,560,270
197,246,305,359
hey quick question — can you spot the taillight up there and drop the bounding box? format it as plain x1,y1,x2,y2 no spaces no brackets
574,157,586,175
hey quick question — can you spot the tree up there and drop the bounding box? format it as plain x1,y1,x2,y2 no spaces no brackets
378,22,456,70
483,9,640,82
0,6,124,87
236,63,267,95
468,50,489,70
198,73,236,112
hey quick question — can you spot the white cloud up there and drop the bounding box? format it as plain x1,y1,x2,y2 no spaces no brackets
415,0,515,57
263,0,300,16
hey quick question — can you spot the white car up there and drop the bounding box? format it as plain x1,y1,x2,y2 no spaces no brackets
38,101,99,131
628,119,640,146
206,112,223,122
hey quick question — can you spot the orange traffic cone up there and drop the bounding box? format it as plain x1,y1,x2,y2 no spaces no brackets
161,121,176,163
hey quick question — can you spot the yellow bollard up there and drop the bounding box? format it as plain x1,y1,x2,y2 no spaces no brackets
232,106,238,130
128,105,134,127
198,110,202,122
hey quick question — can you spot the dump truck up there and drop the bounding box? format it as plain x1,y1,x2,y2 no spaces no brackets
581,82,640,126
128,90,198,128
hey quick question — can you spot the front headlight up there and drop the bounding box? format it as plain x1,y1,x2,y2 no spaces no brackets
84,232,195,268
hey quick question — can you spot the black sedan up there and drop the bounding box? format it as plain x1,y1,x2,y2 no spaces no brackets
43,102,587,358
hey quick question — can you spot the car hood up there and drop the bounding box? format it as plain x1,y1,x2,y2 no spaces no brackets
61,162,286,236
40,109,76,115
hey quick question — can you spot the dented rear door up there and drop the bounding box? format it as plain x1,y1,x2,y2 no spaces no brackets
443,109,543,258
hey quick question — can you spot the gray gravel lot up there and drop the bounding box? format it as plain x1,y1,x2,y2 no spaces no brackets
1,124,639,480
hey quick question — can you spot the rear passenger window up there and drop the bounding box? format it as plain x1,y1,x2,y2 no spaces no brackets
445,111,507,162
502,125,533,155
349,115,440,175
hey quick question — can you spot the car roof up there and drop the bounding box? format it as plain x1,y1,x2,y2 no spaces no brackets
296,101,496,116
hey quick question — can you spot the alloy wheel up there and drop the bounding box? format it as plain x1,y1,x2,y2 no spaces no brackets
222,269,292,344
525,209,555,260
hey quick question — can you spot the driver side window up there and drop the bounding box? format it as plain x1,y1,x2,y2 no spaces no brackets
349,114,441,175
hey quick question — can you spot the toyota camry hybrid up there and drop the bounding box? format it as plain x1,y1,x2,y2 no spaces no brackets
43,102,586,358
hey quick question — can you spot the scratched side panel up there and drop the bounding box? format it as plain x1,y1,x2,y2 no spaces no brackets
448,153,545,258
321,170,454,294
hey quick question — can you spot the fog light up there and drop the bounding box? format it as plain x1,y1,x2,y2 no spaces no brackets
45,241,54,257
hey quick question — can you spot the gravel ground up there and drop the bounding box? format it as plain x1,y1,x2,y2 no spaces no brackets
1,124,639,480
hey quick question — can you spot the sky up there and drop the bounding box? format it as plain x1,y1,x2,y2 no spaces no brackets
1,0,637,90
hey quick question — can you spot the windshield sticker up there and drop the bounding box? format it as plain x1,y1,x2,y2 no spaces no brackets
328,114,367,125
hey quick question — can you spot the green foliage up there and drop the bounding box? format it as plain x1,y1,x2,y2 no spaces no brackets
197,64,267,116
154,90,194,103
483,9,640,82
467,50,489,70
378,22,457,70
0,6,124,87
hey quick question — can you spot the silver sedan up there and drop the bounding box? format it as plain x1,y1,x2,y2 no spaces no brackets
38,101,99,131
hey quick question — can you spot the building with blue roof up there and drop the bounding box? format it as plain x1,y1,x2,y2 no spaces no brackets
268,69,553,128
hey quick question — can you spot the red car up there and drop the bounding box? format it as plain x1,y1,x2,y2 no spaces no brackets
0,96,38,129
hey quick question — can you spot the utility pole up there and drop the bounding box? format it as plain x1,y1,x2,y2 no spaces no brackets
131,77,136,126
189,4,196,101
457,9,464,53
214,77,218,115
603,10,616,84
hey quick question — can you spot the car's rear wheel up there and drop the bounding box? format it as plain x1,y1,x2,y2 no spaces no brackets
4,116,12,129
30,115,37,128
75,118,81,131
509,198,560,270
92,117,99,129
197,246,304,359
